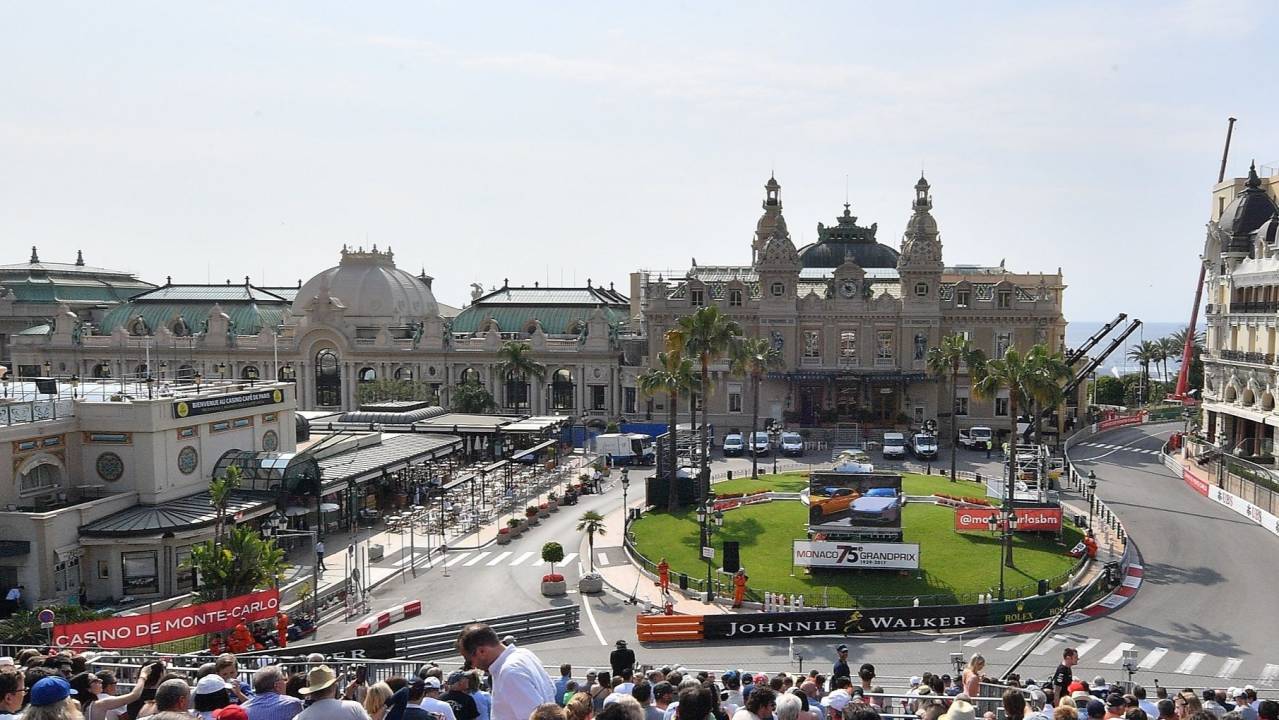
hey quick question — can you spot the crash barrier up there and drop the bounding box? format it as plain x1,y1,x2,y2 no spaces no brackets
355,599,422,636
636,614,703,642
1168,449,1279,539
395,606,580,659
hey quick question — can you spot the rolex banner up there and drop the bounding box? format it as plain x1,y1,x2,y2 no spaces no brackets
702,605,988,640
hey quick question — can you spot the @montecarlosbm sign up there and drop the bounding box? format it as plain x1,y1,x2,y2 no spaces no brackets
703,605,987,640
792,540,920,570
174,389,284,419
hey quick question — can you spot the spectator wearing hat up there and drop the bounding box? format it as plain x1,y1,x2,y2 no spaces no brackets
944,699,977,720
1102,695,1127,720
400,680,436,720
24,676,78,720
242,665,302,720
456,624,555,720
1085,700,1105,720
610,642,636,679
417,677,457,720
832,647,850,681
825,678,853,720
296,666,370,720
1230,690,1258,720
195,674,235,720
442,671,480,720
215,707,250,720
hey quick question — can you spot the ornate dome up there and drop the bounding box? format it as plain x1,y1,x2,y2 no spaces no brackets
1220,162,1277,256
758,232,801,266
797,203,899,269
293,245,439,321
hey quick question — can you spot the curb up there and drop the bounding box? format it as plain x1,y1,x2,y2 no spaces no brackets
1001,545,1144,634
356,599,423,636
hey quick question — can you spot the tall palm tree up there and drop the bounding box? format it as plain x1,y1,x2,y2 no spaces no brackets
637,346,695,511
925,334,986,482
495,341,546,411
1158,336,1180,387
678,307,742,498
576,511,607,572
1023,345,1072,446
1127,340,1160,404
973,346,1037,569
730,336,784,479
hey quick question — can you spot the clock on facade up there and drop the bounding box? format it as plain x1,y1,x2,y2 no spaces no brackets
839,279,858,298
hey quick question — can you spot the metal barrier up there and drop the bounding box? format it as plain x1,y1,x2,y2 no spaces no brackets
395,606,581,659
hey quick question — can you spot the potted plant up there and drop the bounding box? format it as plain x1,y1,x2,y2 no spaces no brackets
496,527,512,545
525,505,540,526
541,542,567,596
507,517,523,537
547,492,559,512
576,510,607,594
538,502,551,519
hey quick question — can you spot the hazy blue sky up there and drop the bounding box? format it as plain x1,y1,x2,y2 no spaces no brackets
3,2,1276,321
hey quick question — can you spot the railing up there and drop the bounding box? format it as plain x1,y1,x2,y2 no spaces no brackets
0,398,75,425
1226,300,1279,314
1217,349,1275,365
395,606,580,659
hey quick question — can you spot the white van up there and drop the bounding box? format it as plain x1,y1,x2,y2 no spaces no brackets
592,433,656,465
881,432,907,459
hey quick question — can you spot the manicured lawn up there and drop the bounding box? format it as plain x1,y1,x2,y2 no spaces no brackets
630,496,1082,607
714,471,991,499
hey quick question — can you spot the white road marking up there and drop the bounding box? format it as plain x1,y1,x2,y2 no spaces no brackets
1032,636,1064,655
509,551,535,566
1175,653,1206,675
487,551,513,566
463,552,490,567
1138,648,1168,669
597,552,610,567
1259,664,1279,683
934,637,951,644
445,553,472,567
1075,638,1102,658
577,556,607,646
1216,658,1243,678
963,636,991,647
1099,642,1135,665
560,553,578,566
997,635,1033,652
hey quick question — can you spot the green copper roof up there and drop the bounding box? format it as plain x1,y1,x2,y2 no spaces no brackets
450,305,626,335
97,302,290,336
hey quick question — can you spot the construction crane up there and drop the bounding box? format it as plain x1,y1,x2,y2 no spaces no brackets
1063,318,1144,399
1066,313,1127,367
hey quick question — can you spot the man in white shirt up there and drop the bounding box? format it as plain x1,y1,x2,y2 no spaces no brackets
457,624,555,720
420,678,458,720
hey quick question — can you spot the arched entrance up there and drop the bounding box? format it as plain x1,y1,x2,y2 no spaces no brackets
315,349,341,407
551,368,575,411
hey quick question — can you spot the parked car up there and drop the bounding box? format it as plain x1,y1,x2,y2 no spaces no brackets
958,426,994,450
881,432,907,459
809,486,861,522
780,431,804,457
749,431,771,456
910,432,938,460
833,449,875,473
722,433,745,457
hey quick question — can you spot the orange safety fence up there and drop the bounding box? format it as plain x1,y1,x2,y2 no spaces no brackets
636,613,705,642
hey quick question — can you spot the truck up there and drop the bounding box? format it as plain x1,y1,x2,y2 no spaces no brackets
881,432,907,459
958,426,994,450
592,433,656,465
909,432,938,460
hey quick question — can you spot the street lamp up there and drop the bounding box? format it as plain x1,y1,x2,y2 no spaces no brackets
989,509,1019,600
1087,476,1098,528
769,426,781,475
42,361,52,377
696,499,723,604
621,468,630,534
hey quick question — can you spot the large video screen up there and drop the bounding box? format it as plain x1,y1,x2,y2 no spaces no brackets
807,471,904,533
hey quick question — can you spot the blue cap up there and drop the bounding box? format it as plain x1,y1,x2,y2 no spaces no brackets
30,677,76,706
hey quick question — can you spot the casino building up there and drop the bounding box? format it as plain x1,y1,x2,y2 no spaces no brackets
635,176,1068,432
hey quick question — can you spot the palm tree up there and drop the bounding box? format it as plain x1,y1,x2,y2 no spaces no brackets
973,347,1037,569
1023,345,1072,446
678,307,743,498
1158,336,1180,387
495,341,547,411
210,464,241,547
1127,340,1160,404
637,345,695,511
576,511,607,572
925,334,986,482
730,336,784,479
185,525,287,602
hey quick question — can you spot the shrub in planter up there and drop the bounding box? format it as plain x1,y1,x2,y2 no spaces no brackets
496,527,512,545
526,505,541,525
578,572,604,594
540,572,566,596
507,517,524,536
538,503,550,518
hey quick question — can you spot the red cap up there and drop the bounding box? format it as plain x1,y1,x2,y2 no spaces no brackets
1068,681,1087,693
214,706,248,720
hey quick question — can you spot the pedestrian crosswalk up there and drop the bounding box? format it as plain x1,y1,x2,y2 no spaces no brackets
438,549,579,569
1076,441,1162,456
939,633,1272,682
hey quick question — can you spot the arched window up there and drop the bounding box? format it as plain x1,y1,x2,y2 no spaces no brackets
358,367,376,382
550,368,574,411
93,363,112,379
394,367,412,381
19,457,61,496
241,365,260,381
460,367,481,386
315,349,341,407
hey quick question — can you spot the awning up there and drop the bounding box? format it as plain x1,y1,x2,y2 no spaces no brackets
317,433,463,494
79,489,278,538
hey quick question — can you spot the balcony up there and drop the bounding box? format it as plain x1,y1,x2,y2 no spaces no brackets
1226,301,1279,315
1217,349,1275,365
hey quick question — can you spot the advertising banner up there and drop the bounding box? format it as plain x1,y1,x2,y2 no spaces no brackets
954,506,1062,532
702,604,986,639
174,389,284,419
1097,411,1147,432
808,472,903,531
1208,485,1279,539
792,540,921,570
54,589,279,649
239,632,399,660
1182,467,1210,496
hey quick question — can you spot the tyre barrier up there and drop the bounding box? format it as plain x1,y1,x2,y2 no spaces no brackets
356,600,423,636
636,614,703,642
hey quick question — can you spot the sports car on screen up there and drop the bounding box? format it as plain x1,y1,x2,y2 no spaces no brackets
809,486,861,521
847,494,902,525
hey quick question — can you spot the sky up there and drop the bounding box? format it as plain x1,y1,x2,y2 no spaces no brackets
3,1,1277,322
